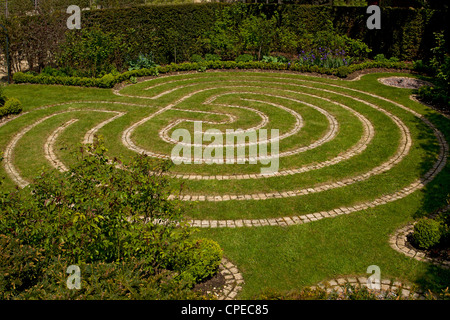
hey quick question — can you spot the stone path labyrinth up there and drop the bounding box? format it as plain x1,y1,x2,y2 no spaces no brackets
1,71,448,229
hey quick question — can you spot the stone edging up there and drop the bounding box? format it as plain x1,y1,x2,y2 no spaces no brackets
311,276,426,299
214,257,244,300
389,221,450,270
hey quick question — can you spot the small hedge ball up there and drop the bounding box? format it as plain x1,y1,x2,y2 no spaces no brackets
412,218,442,249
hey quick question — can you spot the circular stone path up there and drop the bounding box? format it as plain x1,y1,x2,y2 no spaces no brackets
1,72,448,229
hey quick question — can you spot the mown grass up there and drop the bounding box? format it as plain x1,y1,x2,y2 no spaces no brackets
2,71,450,299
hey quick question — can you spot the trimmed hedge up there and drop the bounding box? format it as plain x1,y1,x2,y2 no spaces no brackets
0,98,23,119
12,60,413,88
413,218,443,249
3,4,447,73
162,238,223,285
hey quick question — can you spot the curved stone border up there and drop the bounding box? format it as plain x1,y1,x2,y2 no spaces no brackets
410,94,450,120
44,118,79,172
2,73,448,230
4,109,127,188
389,219,450,270
214,257,244,300
311,276,426,299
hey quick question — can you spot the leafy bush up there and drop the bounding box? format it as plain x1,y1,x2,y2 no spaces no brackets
0,97,23,119
98,73,116,88
302,20,371,62
416,31,450,108
190,54,204,63
239,12,278,61
374,54,387,62
0,234,46,299
56,28,131,78
335,66,351,78
262,55,290,64
16,257,203,300
13,60,414,87
205,53,221,62
413,218,443,249
0,138,190,265
235,54,255,63
127,53,158,71
0,86,7,106
162,238,223,285
0,138,223,299
374,54,400,62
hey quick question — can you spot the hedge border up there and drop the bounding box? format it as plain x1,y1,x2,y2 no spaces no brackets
12,60,413,89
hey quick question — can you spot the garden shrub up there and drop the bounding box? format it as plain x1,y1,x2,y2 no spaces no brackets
235,54,255,63
162,238,223,286
205,53,221,62
13,59,414,87
0,86,7,106
127,53,158,71
190,54,204,63
16,256,203,300
0,138,224,299
0,97,23,119
416,31,450,108
335,66,350,78
98,73,116,88
56,27,131,78
413,218,442,249
0,234,46,299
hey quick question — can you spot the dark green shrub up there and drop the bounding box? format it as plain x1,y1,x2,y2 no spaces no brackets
127,53,158,71
162,238,223,286
413,218,442,249
16,257,203,300
374,54,387,62
0,234,46,299
0,138,187,265
416,31,450,108
235,54,255,63
413,59,435,74
0,97,22,119
335,66,350,78
56,28,131,77
0,139,223,299
205,53,221,62
0,86,7,106
98,73,116,88
3,98,22,114
190,54,204,63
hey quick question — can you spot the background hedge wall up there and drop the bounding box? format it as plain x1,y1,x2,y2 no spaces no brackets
1,3,448,71
83,4,450,62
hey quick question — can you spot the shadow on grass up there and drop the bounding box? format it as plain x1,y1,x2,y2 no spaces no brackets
414,263,450,297
411,109,450,219
407,107,450,295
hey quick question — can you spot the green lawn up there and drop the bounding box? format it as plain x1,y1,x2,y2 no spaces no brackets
2,71,449,298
